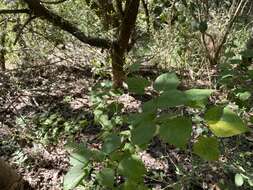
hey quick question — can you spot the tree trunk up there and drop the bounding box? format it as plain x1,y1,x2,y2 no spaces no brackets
0,159,33,190
111,43,125,88
111,0,140,88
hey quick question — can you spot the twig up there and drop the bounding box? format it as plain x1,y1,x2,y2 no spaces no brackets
14,16,36,45
0,9,30,14
41,0,69,4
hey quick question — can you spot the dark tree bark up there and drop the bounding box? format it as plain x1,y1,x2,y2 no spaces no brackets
111,0,140,88
0,20,7,71
0,159,33,190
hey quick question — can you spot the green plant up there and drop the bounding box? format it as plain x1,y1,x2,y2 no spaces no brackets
64,72,249,189
33,112,88,144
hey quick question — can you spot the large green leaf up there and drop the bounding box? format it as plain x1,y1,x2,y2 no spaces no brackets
131,122,156,146
185,89,214,108
153,72,180,92
143,90,188,111
159,117,192,149
126,76,150,95
193,136,220,161
63,165,86,190
97,168,115,188
102,134,121,154
205,107,248,137
128,112,156,127
118,155,146,181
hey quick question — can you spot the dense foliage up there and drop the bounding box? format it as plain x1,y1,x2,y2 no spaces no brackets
0,0,252,189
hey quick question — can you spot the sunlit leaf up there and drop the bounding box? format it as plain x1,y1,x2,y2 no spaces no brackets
63,165,86,190
185,89,214,108
205,107,248,137
236,91,251,101
248,178,253,186
235,173,244,187
154,72,180,92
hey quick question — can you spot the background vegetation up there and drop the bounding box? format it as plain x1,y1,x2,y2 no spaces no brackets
0,0,253,189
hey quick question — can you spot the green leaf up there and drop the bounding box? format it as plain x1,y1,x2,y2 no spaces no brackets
121,180,148,190
205,107,248,137
159,117,192,149
236,91,251,101
143,90,188,111
91,150,106,162
240,49,253,58
185,89,214,108
128,63,141,72
102,134,121,154
126,76,150,95
94,109,113,129
131,122,156,146
65,143,92,166
97,168,115,188
193,136,220,161
235,173,244,187
128,112,156,126
118,155,146,181
63,165,86,190
154,72,180,92
248,178,253,186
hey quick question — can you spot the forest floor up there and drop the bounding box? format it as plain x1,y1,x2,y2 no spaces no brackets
0,60,253,190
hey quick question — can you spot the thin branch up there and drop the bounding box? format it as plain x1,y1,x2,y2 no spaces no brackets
141,0,150,31
118,0,140,50
23,0,112,49
0,9,30,14
41,0,69,4
214,0,247,60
